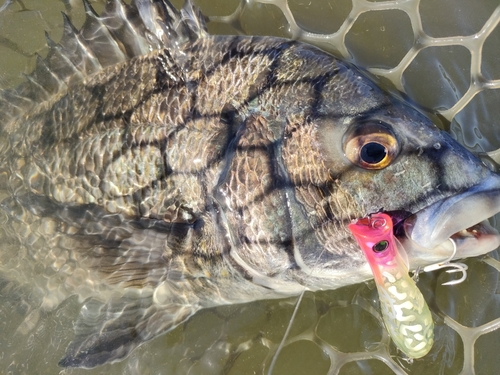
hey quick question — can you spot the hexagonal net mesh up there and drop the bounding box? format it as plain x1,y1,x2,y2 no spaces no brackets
208,2,500,374
0,1,499,375
204,0,500,153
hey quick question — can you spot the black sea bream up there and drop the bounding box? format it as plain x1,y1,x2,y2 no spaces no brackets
0,0,499,368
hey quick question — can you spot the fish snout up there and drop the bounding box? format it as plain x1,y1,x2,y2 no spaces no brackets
401,173,500,268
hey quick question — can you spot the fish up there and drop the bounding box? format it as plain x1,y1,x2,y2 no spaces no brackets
0,0,499,368
348,213,434,359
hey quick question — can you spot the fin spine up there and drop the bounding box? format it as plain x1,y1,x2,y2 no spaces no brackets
0,0,208,130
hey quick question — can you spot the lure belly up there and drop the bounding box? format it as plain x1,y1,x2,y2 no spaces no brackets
348,213,434,358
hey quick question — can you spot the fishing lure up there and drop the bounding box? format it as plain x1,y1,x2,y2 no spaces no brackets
348,213,434,358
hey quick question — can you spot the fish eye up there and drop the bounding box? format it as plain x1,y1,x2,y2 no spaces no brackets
360,142,387,164
372,240,389,252
343,121,399,170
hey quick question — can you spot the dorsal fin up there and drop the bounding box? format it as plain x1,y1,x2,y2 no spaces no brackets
0,0,208,131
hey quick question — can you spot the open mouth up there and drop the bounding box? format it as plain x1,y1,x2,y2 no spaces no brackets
395,218,500,269
451,222,496,241
395,174,500,268
449,220,500,254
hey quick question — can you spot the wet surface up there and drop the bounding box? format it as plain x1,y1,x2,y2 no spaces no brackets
0,1,499,374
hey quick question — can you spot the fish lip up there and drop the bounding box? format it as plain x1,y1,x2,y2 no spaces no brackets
449,220,500,251
401,173,500,262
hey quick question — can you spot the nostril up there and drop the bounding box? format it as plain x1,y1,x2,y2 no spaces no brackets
477,152,500,173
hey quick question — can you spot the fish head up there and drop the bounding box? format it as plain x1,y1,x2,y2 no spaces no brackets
311,60,500,272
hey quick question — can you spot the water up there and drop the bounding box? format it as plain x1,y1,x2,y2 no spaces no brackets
0,1,499,374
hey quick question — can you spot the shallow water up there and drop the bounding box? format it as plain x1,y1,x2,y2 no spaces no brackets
0,1,499,374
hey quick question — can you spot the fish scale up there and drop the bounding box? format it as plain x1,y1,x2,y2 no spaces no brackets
220,115,294,276
0,0,500,369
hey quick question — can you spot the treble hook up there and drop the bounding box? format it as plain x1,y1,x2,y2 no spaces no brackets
421,238,468,286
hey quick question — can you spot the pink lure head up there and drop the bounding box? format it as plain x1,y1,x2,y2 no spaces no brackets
348,213,399,279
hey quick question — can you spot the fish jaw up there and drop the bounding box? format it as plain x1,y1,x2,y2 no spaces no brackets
400,172,500,268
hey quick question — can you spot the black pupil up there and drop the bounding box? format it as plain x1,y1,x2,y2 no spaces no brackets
360,142,387,164
372,240,389,252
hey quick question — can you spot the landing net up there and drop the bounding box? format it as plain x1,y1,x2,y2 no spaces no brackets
0,1,498,374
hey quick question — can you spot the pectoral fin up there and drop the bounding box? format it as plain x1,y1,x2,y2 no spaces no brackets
59,293,198,368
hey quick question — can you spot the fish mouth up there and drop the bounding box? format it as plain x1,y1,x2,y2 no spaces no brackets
399,173,500,268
